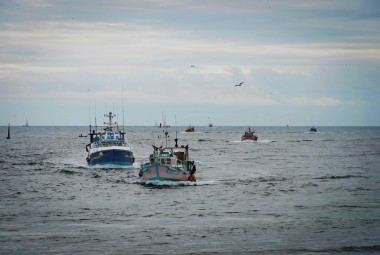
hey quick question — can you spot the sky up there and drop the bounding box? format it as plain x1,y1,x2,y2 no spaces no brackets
0,0,380,126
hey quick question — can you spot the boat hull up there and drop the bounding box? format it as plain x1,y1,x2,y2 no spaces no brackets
241,135,258,141
87,149,135,166
140,163,194,182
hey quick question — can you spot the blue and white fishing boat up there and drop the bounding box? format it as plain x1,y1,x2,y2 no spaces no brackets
86,112,134,166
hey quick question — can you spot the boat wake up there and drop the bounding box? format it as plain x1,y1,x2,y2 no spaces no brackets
140,180,216,187
232,140,256,143
258,140,276,143
87,163,138,169
232,140,275,143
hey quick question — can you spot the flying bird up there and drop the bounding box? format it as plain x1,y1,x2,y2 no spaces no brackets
234,82,244,87
190,65,196,68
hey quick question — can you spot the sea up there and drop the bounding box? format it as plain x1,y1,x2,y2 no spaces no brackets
1,126,379,255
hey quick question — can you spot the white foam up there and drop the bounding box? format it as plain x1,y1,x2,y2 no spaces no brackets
232,140,256,143
232,139,274,143
258,140,274,143
140,180,216,186
87,164,137,169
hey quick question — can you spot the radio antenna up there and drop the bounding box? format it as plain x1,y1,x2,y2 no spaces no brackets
122,85,125,132
94,98,98,132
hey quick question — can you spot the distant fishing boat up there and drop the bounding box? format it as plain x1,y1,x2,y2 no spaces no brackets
158,113,170,128
241,127,258,141
185,125,195,132
208,117,213,127
310,126,317,132
86,112,134,166
139,132,196,182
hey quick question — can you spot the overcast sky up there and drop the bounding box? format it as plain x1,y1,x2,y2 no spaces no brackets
1,0,380,126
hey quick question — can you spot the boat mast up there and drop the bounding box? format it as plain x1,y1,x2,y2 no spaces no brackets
88,90,91,128
122,85,125,132
165,131,169,147
175,115,178,147
88,91,92,134
104,112,116,131
94,98,98,132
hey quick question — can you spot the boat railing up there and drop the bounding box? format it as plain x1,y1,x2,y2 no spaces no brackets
91,140,127,148
147,153,187,167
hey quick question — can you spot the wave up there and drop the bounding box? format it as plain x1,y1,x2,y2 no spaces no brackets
218,176,289,186
279,245,380,254
315,175,365,180
198,139,212,142
59,169,82,175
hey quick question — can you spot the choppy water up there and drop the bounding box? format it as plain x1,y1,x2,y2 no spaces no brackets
1,126,380,254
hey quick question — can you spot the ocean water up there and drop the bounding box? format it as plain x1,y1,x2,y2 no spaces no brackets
1,126,380,255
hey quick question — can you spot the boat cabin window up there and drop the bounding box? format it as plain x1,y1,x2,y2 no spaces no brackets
161,158,165,164
166,158,171,164
150,158,154,164
174,151,185,161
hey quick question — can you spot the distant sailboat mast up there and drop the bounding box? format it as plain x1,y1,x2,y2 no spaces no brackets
23,119,30,127
162,113,166,128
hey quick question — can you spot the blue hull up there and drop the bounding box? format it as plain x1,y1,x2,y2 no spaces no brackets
87,149,135,166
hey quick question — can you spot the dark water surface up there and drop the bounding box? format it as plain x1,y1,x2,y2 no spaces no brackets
1,126,380,254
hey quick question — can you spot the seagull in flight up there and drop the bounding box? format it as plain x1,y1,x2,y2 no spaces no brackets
234,82,244,87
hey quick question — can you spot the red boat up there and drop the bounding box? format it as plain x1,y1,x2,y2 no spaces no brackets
241,127,258,141
186,125,195,132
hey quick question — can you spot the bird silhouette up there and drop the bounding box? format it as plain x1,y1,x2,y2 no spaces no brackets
234,82,244,87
